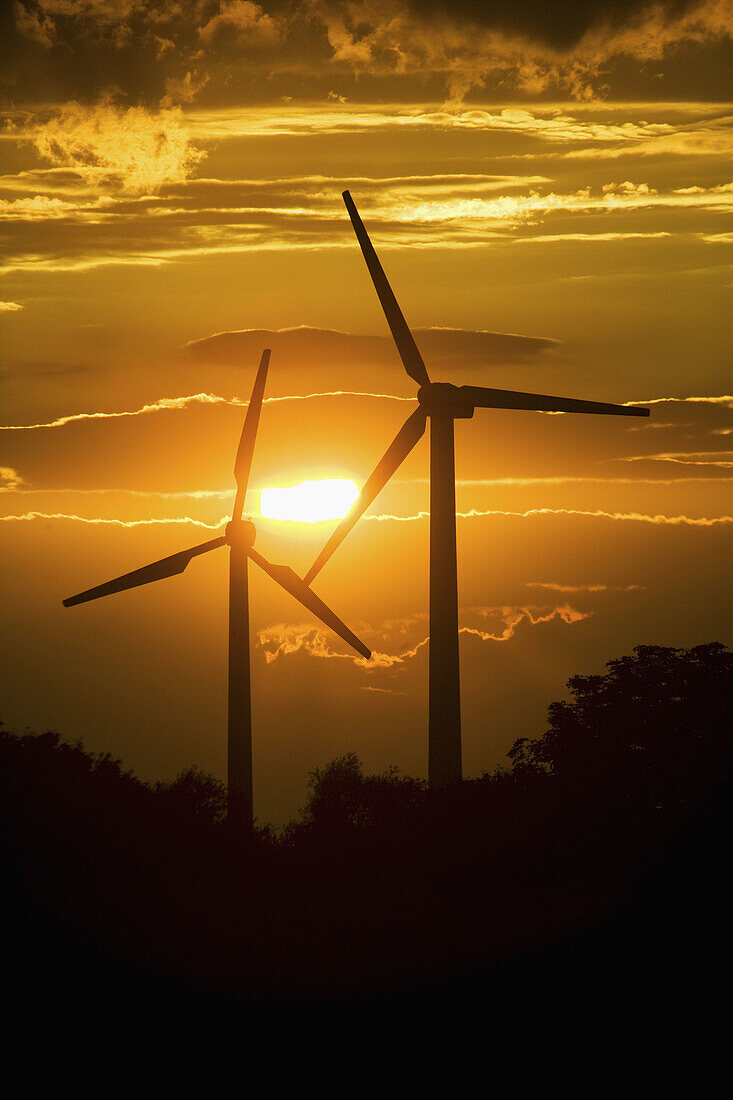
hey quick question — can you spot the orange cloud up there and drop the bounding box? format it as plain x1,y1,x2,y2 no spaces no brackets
621,452,733,468
10,1,733,105
4,506,729,532
362,507,733,526
257,602,590,668
198,1,283,47
307,0,733,101
0,467,25,491
25,100,205,192
525,582,643,593
1,159,730,273
0,390,413,433
0,511,226,529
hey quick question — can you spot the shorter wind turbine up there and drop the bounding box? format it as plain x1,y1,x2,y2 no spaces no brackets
305,191,650,787
63,350,370,826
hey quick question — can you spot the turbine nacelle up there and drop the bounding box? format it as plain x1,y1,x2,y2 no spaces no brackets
417,382,475,419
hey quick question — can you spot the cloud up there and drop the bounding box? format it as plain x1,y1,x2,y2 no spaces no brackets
0,466,25,491
1,161,730,274
636,395,733,406
9,1,733,106
307,0,733,101
5,504,728,536
3,393,730,512
184,324,558,370
0,195,90,219
375,178,733,231
0,300,24,311
258,623,375,666
404,0,693,50
15,1,141,34
257,602,590,667
12,0,57,47
0,393,231,432
525,581,644,593
198,1,283,47
0,511,227,529
182,102,730,145
24,100,205,192
621,451,733,467
0,389,414,433
460,603,590,640
363,506,733,526
1,487,235,500
4,386,725,438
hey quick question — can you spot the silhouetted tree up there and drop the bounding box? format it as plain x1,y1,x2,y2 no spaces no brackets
3,641,731,1006
297,752,426,834
508,642,732,809
155,766,227,824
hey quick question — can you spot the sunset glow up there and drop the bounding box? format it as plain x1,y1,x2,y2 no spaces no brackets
260,479,359,523
1,0,731,828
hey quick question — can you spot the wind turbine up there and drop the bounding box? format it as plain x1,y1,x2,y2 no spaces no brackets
63,349,371,826
305,190,650,787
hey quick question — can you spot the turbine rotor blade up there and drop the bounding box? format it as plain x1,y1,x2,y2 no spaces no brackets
304,406,427,585
232,348,271,520
342,190,430,388
247,547,371,660
62,537,227,607
460,385,650,417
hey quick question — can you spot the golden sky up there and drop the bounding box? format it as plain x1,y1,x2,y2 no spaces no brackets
1,1,732,823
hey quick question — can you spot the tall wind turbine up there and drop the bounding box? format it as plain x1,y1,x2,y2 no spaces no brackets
305,191,650,787
63,350,370,826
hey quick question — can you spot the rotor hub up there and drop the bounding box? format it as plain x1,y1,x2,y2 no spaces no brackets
226,519,256,547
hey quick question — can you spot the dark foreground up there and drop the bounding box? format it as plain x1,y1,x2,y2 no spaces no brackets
2,644,730,1012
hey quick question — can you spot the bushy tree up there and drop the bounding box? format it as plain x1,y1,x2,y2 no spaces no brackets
155,766,227,824
298,752,426,833
508,643,732,808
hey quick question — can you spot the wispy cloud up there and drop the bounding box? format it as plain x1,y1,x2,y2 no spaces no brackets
459,603,589,642
525,582,644,593
363,507,733,526
4,505,728,531
4,389,730,435
0,393,229,432
476,507,733,527
257,602,590,668
636,395,733,406
620,451,733,468
0,511,226,529
2,164,731,271
180,103,733,157
0,389,413,432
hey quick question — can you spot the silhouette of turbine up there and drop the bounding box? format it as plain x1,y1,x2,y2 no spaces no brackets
305,191,650,787
63,350,370,826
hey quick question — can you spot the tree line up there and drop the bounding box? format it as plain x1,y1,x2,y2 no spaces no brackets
2,642,730,1007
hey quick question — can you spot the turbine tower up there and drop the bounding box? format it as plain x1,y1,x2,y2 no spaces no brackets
64,350,370,826
305,191,650,787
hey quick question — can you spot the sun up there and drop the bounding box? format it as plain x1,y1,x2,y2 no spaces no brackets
260,478,359,523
